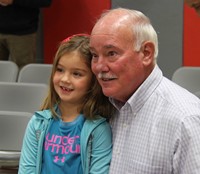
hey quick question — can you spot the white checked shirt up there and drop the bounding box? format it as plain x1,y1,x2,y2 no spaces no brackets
109,65,200,174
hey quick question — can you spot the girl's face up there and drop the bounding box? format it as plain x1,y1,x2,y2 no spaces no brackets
53,51,93,106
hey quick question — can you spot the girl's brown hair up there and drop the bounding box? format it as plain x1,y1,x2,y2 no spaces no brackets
40,35,115,119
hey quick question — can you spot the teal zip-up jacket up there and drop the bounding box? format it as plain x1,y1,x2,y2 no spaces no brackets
18,109,112,174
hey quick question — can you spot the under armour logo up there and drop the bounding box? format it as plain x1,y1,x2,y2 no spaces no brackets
54,156,65,163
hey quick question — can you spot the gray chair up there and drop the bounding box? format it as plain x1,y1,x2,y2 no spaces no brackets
194,91,200,99
0,111,32,168
0,61,19,82
17,63,52,85
171,66,200,94
0,82,48,113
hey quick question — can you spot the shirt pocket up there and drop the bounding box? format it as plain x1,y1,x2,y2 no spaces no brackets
126,160,166,174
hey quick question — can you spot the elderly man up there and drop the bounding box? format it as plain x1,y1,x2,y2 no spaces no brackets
90,7,200,174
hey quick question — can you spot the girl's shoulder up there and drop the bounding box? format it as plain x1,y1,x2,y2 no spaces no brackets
84,116,106,127
34,109,53,120
82,116,111,136
28,109,53,128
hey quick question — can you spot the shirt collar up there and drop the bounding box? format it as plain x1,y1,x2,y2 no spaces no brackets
110,65,163,113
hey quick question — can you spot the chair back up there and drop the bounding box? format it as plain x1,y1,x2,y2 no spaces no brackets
0,111,32,151
194,91,200,99
172,66,200,93
0,82,48,113
17,63,52,85
0,61,19,82
0,111,32,167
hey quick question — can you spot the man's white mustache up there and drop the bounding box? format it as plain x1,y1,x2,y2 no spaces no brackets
97,73,117,79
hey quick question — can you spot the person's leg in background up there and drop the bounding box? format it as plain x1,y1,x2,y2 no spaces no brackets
0,34,10,61
6,32,37,69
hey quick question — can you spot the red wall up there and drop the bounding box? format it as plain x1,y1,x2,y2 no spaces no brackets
183,4,200,66
43,0,111,63
43,2,200,66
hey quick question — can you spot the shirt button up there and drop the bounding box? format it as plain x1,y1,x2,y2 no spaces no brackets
123,123,127,128
116,149,120,155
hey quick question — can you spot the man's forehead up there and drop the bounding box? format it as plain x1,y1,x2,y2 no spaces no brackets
89,37,118,50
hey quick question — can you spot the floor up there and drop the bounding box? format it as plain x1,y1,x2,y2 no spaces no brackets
0,168,18,174
0,160,19,173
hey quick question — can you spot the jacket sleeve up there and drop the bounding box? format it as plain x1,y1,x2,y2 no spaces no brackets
13,0,52,8
89,121,112,174
18,115,40,174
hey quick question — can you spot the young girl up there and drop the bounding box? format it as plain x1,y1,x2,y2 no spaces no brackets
18,34,115,174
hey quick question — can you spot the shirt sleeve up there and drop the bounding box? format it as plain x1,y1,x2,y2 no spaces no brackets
173,115,200,174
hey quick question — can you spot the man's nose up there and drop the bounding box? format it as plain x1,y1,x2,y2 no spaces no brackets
94,57,109,72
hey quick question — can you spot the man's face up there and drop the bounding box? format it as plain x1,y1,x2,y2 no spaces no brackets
185,0,200,16
90,22,147,102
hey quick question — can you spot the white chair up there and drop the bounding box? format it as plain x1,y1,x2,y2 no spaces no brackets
171,66,200,94
0,111,32,168
0,82,48,113
0,61,19,82
17,63,52,85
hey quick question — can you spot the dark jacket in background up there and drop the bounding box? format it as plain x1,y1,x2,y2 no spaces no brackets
0,0,52,35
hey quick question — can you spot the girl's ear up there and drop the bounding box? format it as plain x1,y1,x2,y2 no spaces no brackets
141,41,155,66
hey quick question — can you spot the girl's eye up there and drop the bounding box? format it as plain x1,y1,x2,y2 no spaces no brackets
56,67,63,72
73,72,82,77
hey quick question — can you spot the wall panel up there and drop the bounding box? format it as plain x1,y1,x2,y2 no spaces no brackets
43,0,111,63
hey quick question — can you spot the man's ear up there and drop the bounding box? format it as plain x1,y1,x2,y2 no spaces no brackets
141,41,155,66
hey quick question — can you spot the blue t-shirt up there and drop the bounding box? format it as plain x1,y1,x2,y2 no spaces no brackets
41,114,85,174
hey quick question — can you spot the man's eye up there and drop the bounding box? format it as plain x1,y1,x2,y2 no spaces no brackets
92,53,98,58
108,51,117,56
